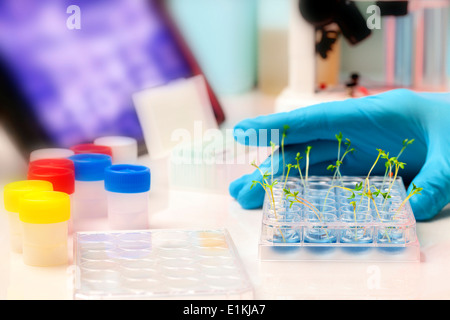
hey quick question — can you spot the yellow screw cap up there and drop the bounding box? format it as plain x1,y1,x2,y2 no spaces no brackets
4,180,53,212
19,191,70,224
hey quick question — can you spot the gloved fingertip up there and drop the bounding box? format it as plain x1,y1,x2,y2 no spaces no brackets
229,175,250,199
233,117,255,131
233,122,258,145
237,182,265,210
407,162,450,221
240,200,264,210
410,196,435,221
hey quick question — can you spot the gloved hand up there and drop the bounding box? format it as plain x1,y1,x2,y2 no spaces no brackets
230,89,450,221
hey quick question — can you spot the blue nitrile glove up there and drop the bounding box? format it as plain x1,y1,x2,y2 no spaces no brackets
230,89,450,221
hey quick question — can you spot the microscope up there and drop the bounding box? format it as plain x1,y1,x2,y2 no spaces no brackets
276,0,449,112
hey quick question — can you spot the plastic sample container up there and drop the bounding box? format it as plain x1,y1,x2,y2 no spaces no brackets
105,164,151,230
69,154,112,230
3,180,53,253
74,229,253,299
29,148,74,162
70,144,112,157
27,161,75,233
28,158,75,172
169,135,262,192
259,176,420,262
27,166,75,233
132,75,218,159
94,136,138,164
19,191,70,266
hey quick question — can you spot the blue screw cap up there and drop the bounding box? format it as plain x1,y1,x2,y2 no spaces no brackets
69,153,112,182
104,164,151,193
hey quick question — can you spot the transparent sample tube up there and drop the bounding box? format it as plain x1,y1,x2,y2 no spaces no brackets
29,148,74,162
3,180,53,253
27,166,75,233
69,154,112,231
19,191,70,266
94,136,138,164
104,164,151,230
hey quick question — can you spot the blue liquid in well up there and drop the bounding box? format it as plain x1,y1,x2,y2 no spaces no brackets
304,228,337,254
341,228,373,253
377,229,406,253
272,229,301,253
273,230,301,243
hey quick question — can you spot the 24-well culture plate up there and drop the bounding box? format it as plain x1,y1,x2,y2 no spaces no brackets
74,229,253,299
259,176,420,261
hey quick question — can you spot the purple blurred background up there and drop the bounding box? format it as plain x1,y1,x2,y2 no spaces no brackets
0,0,193,148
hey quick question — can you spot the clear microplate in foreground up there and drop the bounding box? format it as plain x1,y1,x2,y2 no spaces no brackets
74,229,253,299
260,176,420,262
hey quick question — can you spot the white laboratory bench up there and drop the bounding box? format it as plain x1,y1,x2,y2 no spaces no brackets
1,91,450,300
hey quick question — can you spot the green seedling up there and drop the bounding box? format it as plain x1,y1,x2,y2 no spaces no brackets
250,160,285,242
284,188,330,238
380,139,414,203
348,200,368,241
305,146,312,187
327,133,355,185
380,151,393,191
372,185,392,202
250,161,278,215
393,183,423,216
398,138,415,158
336,132,343,161
381,157,406,210
324,133,355,208
283,163,295,190
322,182,362,217
354,148,384,214
284,188,320,219
326,132,344,179
281,125,289,178
358,185,393,242
295,152,307,191
270,141,276,184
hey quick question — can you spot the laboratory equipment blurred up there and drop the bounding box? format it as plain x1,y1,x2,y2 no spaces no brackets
0,0,223,159
133,75,218,160
276,0,450,112
168,0,258,94
258,0,290,95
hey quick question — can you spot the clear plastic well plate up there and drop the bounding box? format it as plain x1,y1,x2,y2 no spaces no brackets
74,229,253,299
259,176,420,262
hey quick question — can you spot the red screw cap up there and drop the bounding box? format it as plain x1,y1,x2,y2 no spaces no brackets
70,144,112,157
29,158,75,172
27,167,75,195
